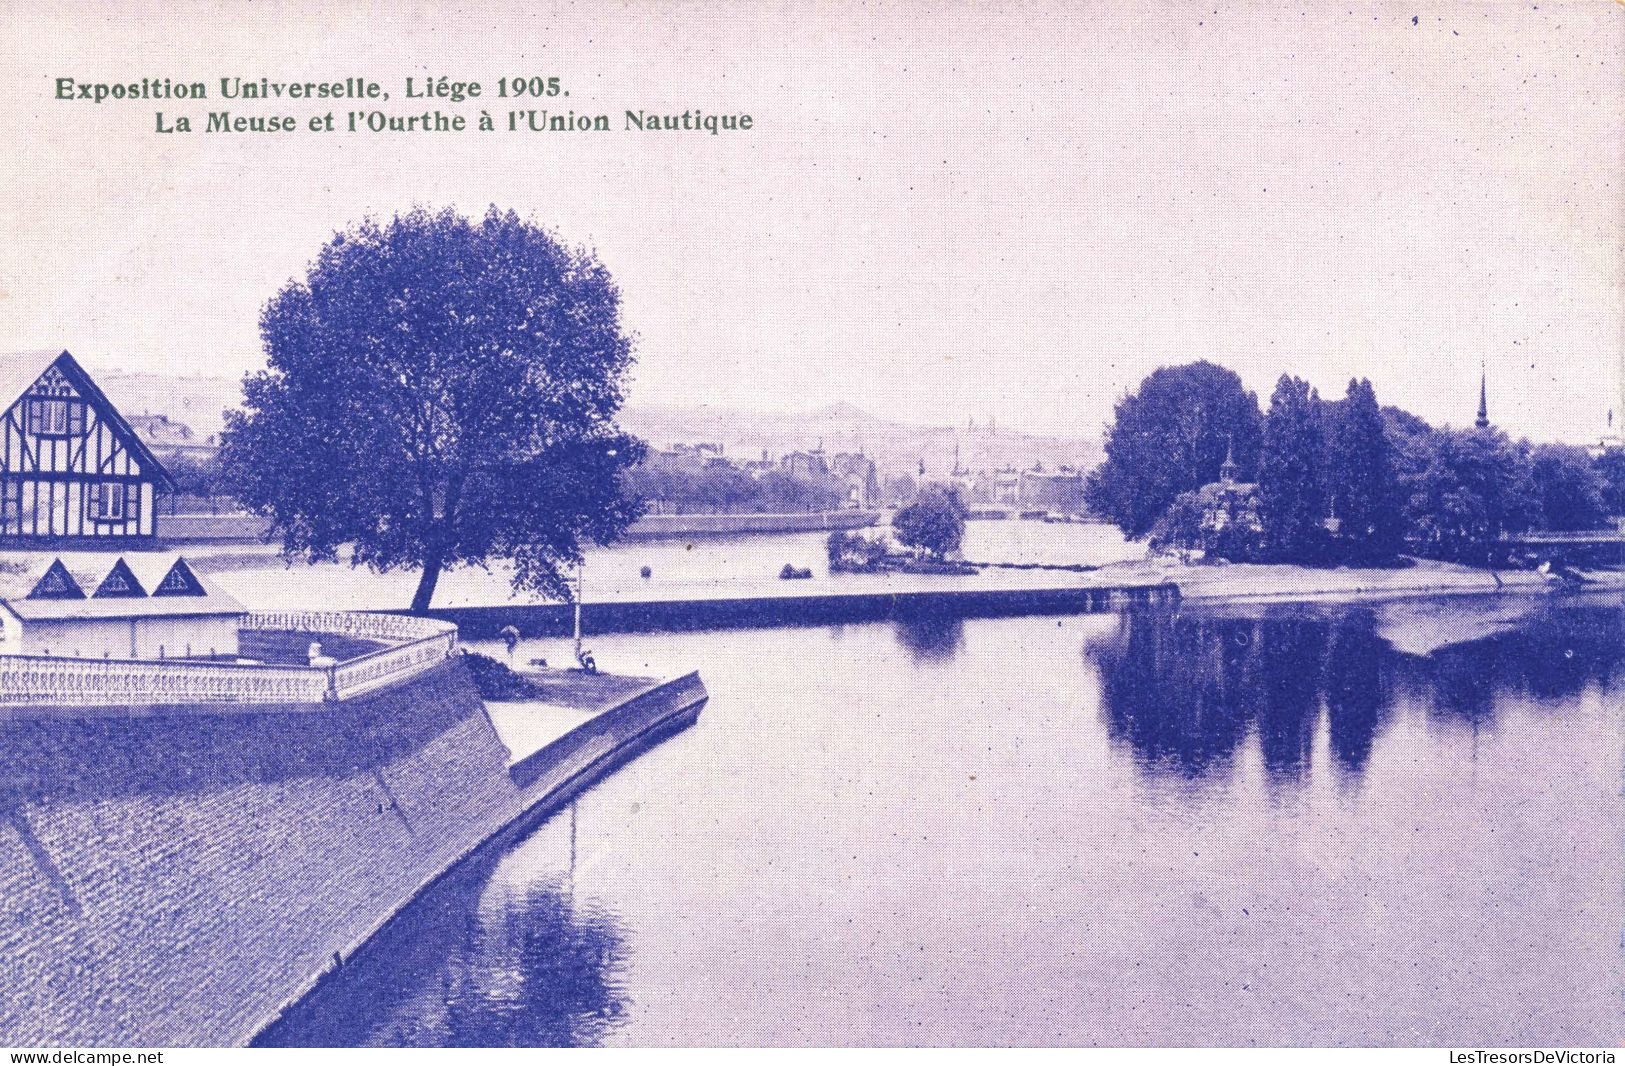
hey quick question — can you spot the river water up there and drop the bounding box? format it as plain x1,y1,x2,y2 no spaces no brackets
197,520,1146,610
259,593,1623,1047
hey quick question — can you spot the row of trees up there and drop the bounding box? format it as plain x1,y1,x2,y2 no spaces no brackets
208,205,1623,612
1087,361,1617,566
163,454,227,503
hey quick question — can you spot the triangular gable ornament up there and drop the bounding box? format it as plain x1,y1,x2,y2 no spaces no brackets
94,558,148,598
152,558,206,597
27,558,87,600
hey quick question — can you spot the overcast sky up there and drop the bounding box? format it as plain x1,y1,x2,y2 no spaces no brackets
1,1,1620,443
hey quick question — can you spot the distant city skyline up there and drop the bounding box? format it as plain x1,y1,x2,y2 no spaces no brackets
3,2,1621,446
79,359,1621,454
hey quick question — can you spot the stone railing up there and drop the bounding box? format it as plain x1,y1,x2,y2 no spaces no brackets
241,611,456,644
329,622,459,701
0,655,331,708
0,612,459,710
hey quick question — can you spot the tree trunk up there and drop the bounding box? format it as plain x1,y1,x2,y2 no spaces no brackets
410,490,459,614
410,556,444,614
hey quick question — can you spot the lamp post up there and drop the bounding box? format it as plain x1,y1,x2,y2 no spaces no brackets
574,447,615,671
573,558,584,664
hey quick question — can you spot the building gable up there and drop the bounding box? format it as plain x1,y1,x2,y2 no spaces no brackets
152,558,207,597
27,559,87,600
0,350,175,491
1,351,179,543
94,557,148,598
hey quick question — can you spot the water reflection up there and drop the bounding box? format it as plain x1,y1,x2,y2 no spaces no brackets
1089,609,1258,779
1323,612,1390,775
1089,600,1625,785
1252,618,1324,783
892,613,966,661
256,835,628,1048
254,596,1625,1047
1412,603,1624,721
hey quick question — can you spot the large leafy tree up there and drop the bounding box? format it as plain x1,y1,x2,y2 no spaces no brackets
1084,361,1263,538
893,487,967,559
1401,427,1538,563
221,206,646,612
1257,375,1327,561
1529,443,1610,531
1597,448,1625,517
1323,378,1403,562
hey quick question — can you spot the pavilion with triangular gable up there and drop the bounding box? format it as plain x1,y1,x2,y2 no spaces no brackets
0,553,245,659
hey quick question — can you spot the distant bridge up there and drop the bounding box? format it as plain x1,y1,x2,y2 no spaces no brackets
1505,530,1625,545
1502,529,1625,567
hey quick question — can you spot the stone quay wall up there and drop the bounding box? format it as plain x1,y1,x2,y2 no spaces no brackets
428,582,1184,639
0,661,708,1047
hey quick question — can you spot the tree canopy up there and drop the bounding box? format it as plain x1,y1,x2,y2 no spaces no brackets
893,487,967,559
1399,427,1538,563
1528,443,1610,531
1084,361,1263,539
1257,375,1327,562
220,206,645,612
1597,448,1625,517
1322,378,1403,562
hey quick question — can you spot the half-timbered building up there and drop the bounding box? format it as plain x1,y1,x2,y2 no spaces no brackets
0,350,174,545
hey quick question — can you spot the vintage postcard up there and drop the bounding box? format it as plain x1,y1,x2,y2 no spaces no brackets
0,0,1621,1056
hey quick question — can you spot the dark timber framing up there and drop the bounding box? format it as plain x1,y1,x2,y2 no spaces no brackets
0,350,175,546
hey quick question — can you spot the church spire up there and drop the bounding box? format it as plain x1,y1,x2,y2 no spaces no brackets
1475,362,1489,429
1219,436,1238,484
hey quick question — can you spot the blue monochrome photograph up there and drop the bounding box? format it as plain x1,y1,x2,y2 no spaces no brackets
0,0,1621,1056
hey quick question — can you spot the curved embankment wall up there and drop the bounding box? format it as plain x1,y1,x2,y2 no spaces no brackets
0,663,706,1047
431,582,1184,638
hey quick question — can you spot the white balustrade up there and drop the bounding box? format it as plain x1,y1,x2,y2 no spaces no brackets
241,611,458,643
0,612,459,709
329,628,459,701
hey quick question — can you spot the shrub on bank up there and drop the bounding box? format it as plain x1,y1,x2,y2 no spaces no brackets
459,650,551,699
827,529,889,572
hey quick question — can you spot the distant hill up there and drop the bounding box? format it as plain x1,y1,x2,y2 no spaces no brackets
80,370,1102,478
621,402,1100,479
